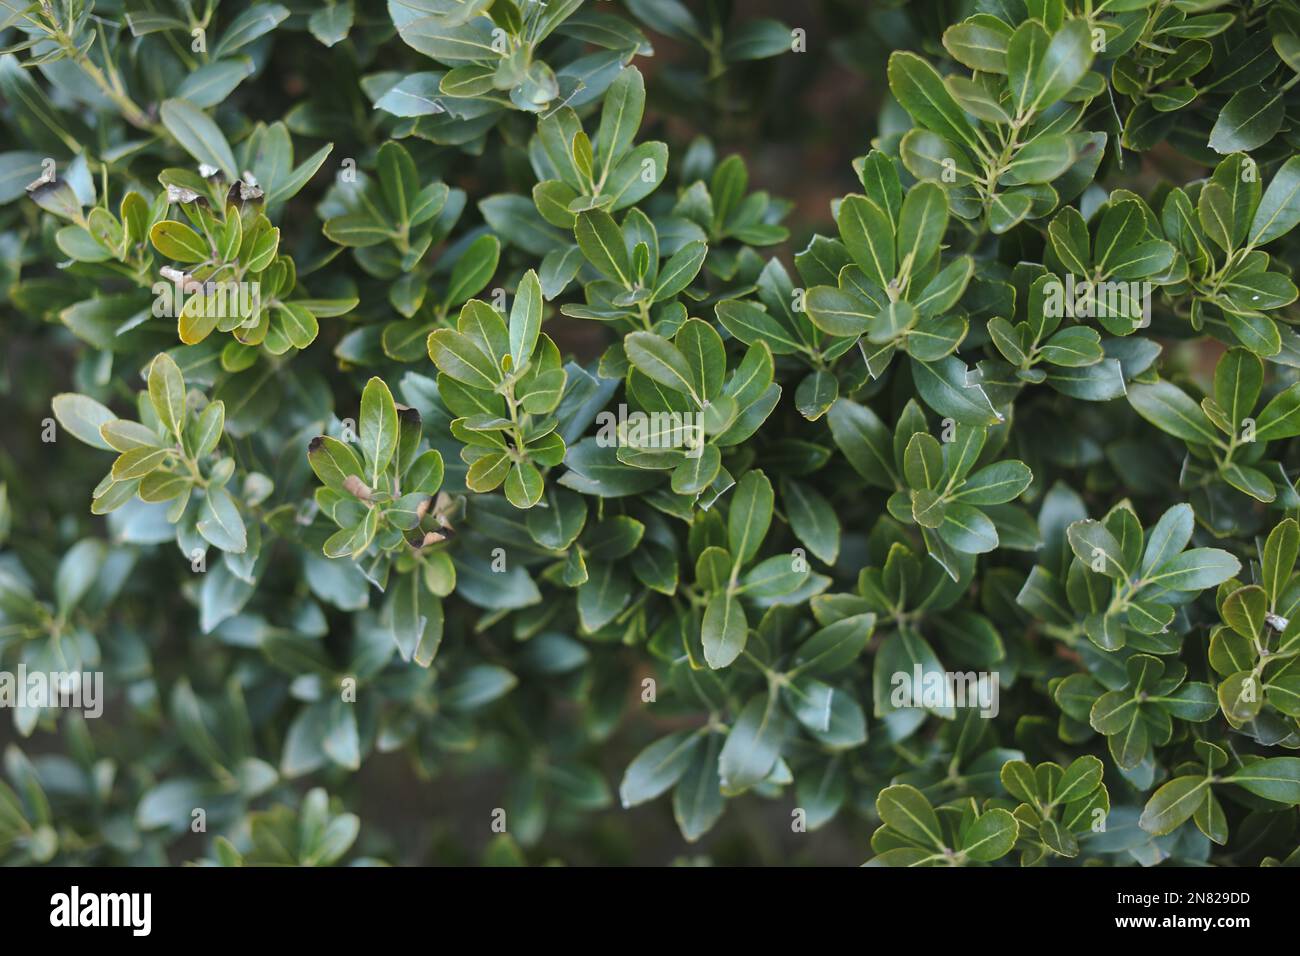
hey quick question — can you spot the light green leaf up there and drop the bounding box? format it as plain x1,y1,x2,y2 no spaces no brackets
359,377,399,485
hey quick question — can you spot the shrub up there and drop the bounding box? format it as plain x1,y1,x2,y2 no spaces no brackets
2,0,1300,867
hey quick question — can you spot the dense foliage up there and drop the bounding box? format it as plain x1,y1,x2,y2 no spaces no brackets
3,0,1300,867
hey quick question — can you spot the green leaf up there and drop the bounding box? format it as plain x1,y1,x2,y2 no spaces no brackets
1008,20,1049,116
309,436,365,492
1000,760,1039,804
988,189,1034,234
1048,207,1091,274
1127,379,1218,445
619,731,699,808
911,357,1000,426
780,477,840,564
805,286,873,337
212,3,289,58
113,446,169,480
1140,776,1209,835
1140,504,1194,576
1213,347,1262,432
595,67,645,178
1225,758,1300,804
1055,755,1103,805
624,331,699,401
147,353,186,437
1002,134,1074,185
376,141,419,226
897,181,948,271
953,461,1032,505
1067,519,1127,578
1031,20,1094,112
961,808,1018,862
728,470,774,568
150,221,210,263
197,487,247,553
674,734,725,843
793,614,875,676
876,784,944,850
1221,585,1265,639
1039,817,1079,857
160,99,238,179
1250,156,1300,246
794,370,838,421
1254,383,1300,441
718,693,786,794
504,461,544,509
654,239,707,303
466,451,511,493
739,554,808,598
903,432,943,490
711,154,747,229
445,234,500,307
827,399,894,487
888,52,982,157
509,269,542,368
525,486,586,550
675,318,726,403
1209,88,1285,155
55,539,106,614
943,20,1010,74
575,209,632,285
52,395,118,452
838,195,895,288
359,377,399,486
1263,519,1300,608
441,665,517,712
308,3,353,46
1199,182,1235,253
428,329,500,390
723,19,793,61
1146,548,1241,591
576,561,631,630
938,503,998,554
702,592,748,669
